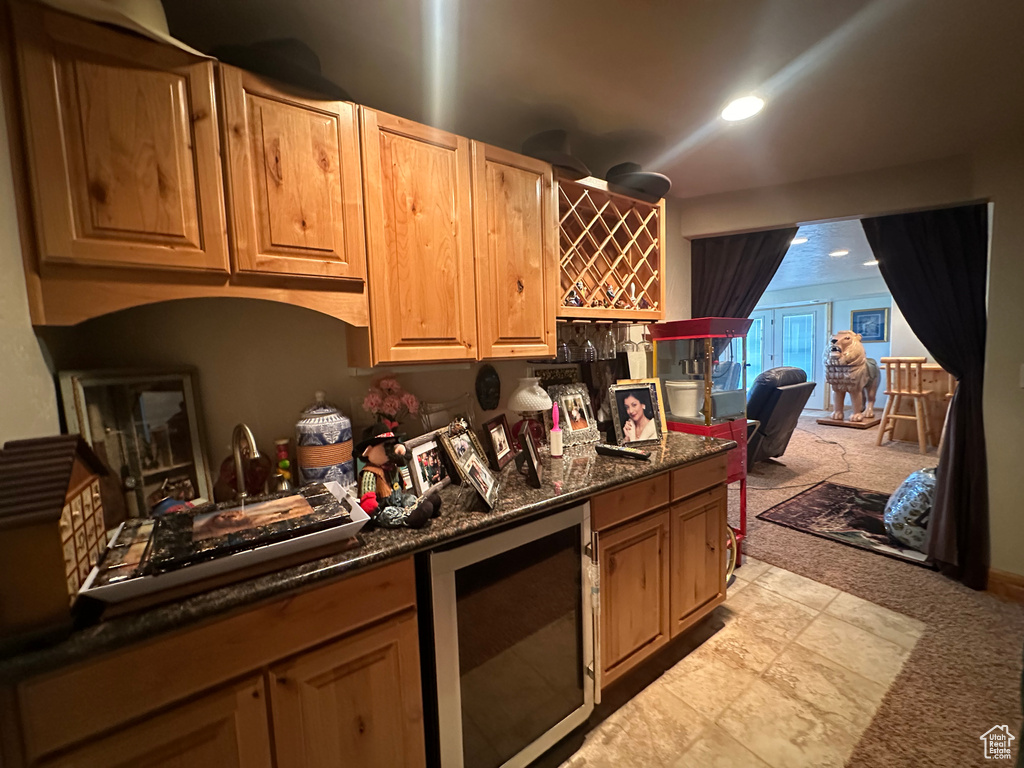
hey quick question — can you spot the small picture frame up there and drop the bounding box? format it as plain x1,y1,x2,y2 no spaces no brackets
405,431,450,497
482,414,514,471
617,378,668,435
850,308,889,343
464,455,499,508
543,384,600,446
609,382,664,447
438,421,498,507
515,429,544,489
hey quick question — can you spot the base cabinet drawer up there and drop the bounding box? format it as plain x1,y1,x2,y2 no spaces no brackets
36,677,272,768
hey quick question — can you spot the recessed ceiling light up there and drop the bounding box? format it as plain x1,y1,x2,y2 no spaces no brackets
791,237,808,245
863,259,879,266
829,249,850,257
721,96,765,121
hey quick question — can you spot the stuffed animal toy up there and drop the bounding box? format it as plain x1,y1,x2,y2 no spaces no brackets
356,430,441,528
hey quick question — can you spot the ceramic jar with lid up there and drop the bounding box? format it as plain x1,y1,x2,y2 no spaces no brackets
295,391,354,486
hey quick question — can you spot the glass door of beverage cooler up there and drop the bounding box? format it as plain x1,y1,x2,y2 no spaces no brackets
430,505,594,768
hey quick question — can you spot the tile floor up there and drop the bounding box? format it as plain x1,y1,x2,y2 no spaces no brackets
560,557,926,768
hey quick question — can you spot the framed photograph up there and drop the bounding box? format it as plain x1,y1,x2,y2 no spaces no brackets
438,421,496,499
464,455,498,508
543,384,600,446
482,414,515,471
850,308,889,343
609,382,664,446
515,429,544,489
59,368,212,517
405,431,450,497
617,378,668,435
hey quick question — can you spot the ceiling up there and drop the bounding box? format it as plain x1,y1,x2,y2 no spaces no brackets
765,220,879,292
161,0,1024,199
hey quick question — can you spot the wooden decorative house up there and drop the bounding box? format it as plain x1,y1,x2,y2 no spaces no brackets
0,435,109,646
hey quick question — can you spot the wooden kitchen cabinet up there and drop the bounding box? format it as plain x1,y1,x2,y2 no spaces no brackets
591,457,730,690
472,142,557,358
269,611,425,768
598,509,671,687
4,559,419,767
35,677,272,768
355,107,477,364
220,66,365,281
11,2,229,274
670,485,728,637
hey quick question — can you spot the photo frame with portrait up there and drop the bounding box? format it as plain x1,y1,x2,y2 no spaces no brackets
609,382,664,447
438,421,498,507
482,414,514,471
405,431,451,497
617,378,668,435
543,383,600,446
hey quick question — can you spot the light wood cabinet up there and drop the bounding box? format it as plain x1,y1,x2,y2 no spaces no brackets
670,486,727,637
472,142,557,358
220,66,365,281
592,457,730,690
357,107,477,364
4,559,421,768
36,677,272,768
598,510,670,686
270,612,425,768
12,2,228,274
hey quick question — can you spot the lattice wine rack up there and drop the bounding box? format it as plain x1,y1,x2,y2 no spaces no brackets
558,176,665,321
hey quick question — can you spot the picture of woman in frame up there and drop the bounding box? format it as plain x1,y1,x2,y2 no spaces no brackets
616,388,657,443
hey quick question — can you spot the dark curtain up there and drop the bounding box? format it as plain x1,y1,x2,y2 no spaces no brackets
690,227,798,318
861,204,989,589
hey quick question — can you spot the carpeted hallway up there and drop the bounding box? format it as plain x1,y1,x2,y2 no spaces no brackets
736,412,1024,767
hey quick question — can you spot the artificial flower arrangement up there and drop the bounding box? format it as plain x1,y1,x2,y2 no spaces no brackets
362,377,420,430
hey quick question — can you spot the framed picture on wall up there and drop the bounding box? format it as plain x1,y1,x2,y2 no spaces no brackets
850,308,889,342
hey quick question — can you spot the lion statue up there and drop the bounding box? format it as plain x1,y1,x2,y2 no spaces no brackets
825,330,880,422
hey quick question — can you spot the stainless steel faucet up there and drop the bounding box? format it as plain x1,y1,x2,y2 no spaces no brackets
231,423,260,501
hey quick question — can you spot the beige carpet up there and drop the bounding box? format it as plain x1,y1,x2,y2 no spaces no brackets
736,412,1024,767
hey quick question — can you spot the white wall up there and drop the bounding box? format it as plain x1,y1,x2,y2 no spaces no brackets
0,77,59,442
675,152,1024,578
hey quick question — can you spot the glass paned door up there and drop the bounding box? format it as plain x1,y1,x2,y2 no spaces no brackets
775,306,826,394
746,304,827,407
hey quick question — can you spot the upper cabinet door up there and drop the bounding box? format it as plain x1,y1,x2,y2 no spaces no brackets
220,67,365,280
472,143,556,359
360,108,476,363
12,4,228,273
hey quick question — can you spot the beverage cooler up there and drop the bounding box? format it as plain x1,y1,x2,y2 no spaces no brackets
649,317,752,554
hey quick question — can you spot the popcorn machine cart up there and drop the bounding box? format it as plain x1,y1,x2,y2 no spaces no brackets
649,317,752,563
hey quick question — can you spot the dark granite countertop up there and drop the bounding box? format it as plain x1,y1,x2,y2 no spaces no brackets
0,432,734,681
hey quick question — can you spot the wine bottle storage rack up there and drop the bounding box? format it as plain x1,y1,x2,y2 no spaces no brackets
557,176,665,321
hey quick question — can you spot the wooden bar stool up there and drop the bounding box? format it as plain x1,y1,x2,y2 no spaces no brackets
876,357,932,454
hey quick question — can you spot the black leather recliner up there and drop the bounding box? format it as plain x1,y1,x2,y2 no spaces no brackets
746,367,816,470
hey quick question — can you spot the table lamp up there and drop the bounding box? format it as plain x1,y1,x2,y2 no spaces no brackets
507,377,552,449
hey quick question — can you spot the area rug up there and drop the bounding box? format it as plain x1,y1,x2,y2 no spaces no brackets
757,481,932,566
